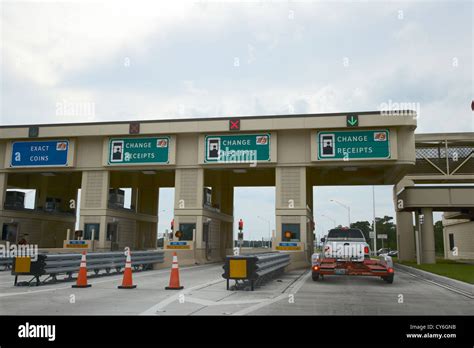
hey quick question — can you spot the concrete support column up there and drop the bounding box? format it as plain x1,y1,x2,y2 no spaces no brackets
275,166,311,267
396,211,415,261
216,174,234,252
394,178,416,261
306,168,314,252
420,208,436,264
79,170,110,249
0,173,7,212
174,168,204,247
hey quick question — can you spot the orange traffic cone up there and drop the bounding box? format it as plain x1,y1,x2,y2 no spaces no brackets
72,251,91,288
165,252,183,290
118,248,136,289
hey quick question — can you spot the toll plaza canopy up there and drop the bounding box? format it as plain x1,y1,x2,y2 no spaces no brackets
0,111,417,268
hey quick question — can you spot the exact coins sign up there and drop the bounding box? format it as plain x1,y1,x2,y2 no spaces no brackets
204,134,270,163
108,137,170,165
11,140,69,167
317,130,390,160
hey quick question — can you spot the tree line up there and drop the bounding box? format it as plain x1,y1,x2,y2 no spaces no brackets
349,216,444,253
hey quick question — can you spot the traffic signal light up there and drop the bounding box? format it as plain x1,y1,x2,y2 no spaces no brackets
419,214,424,225
238,219,243,231
171,219,174,231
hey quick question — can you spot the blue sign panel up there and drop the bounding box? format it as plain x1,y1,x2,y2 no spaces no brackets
11,140,69,167
68,240,86,245
169,241,187,246
279,242,297,247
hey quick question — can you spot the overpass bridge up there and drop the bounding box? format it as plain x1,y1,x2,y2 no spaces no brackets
0,111,471,267
396,132,474,263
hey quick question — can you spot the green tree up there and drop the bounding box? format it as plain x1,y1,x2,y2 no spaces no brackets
374,216,397,250
350,221,371,241
434,220,444,255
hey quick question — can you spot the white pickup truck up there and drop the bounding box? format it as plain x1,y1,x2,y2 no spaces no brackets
320,227,370,262
312,227,394,283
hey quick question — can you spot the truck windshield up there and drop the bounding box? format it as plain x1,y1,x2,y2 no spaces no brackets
327,229,364,239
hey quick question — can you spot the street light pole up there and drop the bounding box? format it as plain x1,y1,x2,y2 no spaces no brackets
321,214,336,228
158,209,166,239
372,186,377,255
330,199,351,227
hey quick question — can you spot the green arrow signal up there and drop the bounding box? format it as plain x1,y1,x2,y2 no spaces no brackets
347,116,358,126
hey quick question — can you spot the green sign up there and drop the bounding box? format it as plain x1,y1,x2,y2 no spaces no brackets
317,130,390,160
205,134,270,163
108,137,170,165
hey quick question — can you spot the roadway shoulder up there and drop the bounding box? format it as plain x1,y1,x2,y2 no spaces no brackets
394,263,474,296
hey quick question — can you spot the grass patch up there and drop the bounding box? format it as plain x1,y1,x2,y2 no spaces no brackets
400,258,474,284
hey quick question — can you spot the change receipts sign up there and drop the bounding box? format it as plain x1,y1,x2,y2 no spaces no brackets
204,134,270,163
108,137,170,165
318,130,390,160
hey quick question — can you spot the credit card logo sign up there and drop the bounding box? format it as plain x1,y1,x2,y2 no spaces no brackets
374,132,387,141
56,142,67,151
256,135,268,145
157,139,168,148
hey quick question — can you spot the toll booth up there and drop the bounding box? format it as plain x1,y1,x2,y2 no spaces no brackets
77,170,173,252
165,168,233,265
0,171,80,249
274,167,315,269
0,111,418,267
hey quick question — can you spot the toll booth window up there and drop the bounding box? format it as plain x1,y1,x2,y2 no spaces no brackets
84,223,100,240
106,223,118,241
179,223,195,241
449,233,455,251
2,224,18,242
202,223,209,242
282,223,300,242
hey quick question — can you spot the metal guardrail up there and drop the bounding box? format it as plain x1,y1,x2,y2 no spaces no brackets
11,250,165,286
222,252,290,291
0,257,13,271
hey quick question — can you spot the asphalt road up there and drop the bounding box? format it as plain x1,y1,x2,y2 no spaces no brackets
0,263,472,315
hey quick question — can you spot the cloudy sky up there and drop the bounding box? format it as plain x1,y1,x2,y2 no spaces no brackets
1,0,472,240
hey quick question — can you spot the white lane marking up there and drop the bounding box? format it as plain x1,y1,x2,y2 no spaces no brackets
184,297,266,307
140,278,225,315
231,271,311,316
0,264,220,298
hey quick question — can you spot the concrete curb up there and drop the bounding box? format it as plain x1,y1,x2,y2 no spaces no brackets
395,263,474,296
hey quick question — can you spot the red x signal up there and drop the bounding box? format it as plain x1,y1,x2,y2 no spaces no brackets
229,119,240,131
129,122,140,134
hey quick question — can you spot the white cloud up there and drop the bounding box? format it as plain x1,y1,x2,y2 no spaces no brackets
2,1,194,86
0,0,471,237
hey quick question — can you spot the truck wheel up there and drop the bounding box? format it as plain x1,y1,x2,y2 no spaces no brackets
382,274,394,284
312,273,320,281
